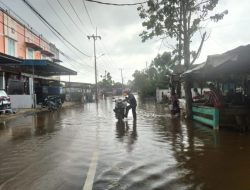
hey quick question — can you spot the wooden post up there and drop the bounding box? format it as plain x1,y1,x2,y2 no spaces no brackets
214,108,219,130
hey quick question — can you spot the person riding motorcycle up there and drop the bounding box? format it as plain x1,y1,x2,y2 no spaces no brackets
123,89,137,120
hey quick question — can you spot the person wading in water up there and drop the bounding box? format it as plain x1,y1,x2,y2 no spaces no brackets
124,89,137,120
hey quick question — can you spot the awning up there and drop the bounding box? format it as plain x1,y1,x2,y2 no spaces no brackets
0,52,22,73
52,58,62,63
25,42,43,51
0,52,22,64
182,44,250,80
21,59,77,76
41,49,54,57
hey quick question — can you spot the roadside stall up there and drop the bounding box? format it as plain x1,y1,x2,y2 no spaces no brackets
182,44,250,131
64,82,94,102
7,59,77,108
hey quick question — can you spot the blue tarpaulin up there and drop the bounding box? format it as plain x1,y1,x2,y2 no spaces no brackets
21,59,77,76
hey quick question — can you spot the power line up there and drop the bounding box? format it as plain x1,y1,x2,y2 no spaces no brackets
0,3,93,71
45,0,91,60
60,50,93,68
60,53,93,73
46,0,72,34
79,1,116,65
56,0,88,36
0,14,88,73
34,12,89,61
67,0,90,34
85,0,148,6
22,0,91,57
0,1,41,36
82,0,94,29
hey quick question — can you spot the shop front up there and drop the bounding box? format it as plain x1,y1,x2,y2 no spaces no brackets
183,44,250,131
0,55,77,109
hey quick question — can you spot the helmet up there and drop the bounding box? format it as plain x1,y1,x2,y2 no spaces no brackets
123,88,130,94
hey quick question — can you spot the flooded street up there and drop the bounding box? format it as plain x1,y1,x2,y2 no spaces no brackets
1,98,250,190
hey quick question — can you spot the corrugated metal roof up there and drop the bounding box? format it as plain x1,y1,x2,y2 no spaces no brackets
182,44,250,79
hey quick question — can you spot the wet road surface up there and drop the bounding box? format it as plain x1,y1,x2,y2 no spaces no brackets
1,98,250,190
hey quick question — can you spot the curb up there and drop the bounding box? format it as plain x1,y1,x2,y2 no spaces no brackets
0,102,80,122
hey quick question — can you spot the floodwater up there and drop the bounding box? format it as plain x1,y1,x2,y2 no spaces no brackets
0,98,250,190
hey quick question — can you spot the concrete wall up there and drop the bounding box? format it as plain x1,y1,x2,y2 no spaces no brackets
0,12,4,53
0,10,59,60
10,95,33,109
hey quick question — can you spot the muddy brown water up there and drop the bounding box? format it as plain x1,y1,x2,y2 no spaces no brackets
0,98,250,190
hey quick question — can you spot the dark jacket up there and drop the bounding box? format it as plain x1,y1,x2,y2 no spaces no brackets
126,93,137,107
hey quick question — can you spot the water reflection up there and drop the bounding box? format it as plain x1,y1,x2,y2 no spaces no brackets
0,111,63,141
1,100,250,189
0,121,6,130
12,127,32,140
115,120,138,152
34,112,60,136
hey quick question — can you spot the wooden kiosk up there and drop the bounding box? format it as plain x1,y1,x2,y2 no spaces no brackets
183,44,250,130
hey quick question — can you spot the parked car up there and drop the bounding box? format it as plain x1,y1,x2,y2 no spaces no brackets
0,90,12,114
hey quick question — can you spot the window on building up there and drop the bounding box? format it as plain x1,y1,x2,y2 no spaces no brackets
8,38,15,56
41,54,47,60
27,48,34,59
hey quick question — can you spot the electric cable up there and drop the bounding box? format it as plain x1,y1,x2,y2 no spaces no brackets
56,0,88,36
0,11,93,71
0,1,97,79
60,50,93,69
82,0,94,29
45,0,91,59
46,0,72,34
67,0,90,34
85,0,148,6
22,0,91,57
80,0,118,65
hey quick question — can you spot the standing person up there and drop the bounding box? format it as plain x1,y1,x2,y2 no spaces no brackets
204,83,223,108
170,92,180,116
124,89,137,120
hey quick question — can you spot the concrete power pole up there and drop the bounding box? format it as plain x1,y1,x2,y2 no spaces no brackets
87,31,101,102
120,68,124,92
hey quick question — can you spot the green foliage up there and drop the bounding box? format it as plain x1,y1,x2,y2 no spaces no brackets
113,82,123,88
132,52,175,97
138,0,228,67
99,72,125,95
138,0,228,117
98,71,113,91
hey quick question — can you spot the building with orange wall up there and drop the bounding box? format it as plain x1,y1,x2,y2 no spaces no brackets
0,9,58,60
0,8,76,109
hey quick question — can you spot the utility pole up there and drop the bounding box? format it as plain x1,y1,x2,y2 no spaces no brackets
120,68,124,92
87,30,101,102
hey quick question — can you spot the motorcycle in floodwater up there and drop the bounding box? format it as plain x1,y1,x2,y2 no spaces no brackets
113,99,127,121
42,96,62,111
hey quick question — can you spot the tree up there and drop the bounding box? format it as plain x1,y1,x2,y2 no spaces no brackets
98,71,113,93
113,82,123,89
132,52,175,97
138,0,228,117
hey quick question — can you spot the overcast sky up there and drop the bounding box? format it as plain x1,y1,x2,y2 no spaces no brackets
1,0,250,84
